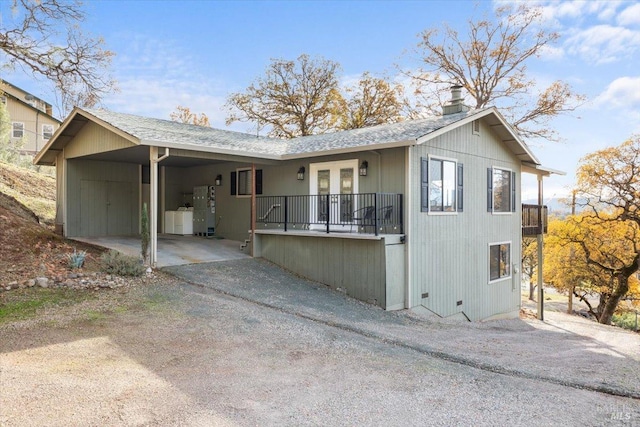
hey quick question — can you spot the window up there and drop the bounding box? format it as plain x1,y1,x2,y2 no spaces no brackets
42,124,54,140
12,122,24,139
472,119,480,135
421,157,463,213
0,96,6,105
489,242,511,282
487,167,516,213
231,168,262,196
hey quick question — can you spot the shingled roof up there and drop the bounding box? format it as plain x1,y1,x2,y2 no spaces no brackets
35,106,539,165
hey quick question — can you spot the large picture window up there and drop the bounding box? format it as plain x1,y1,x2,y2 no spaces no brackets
487,167,515,213
421,157,463,213
489,242,511,282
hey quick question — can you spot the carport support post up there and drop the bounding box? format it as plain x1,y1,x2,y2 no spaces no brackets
149,146,169,268
536,174,544,321
250,163,256,257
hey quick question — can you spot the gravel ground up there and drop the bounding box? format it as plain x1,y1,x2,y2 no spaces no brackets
1,259,639,426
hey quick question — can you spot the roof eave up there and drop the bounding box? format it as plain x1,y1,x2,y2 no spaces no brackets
521,162,566,177
416,107,540,165
34,108,141,165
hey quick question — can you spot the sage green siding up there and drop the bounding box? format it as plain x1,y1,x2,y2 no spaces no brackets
66,159,139,237
162,148,406,242
64,121,136,158
255,233,405,309
408,119,521,321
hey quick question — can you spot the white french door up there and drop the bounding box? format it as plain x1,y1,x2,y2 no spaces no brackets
309,159,359,230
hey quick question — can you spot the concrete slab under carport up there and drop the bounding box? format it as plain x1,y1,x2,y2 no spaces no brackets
73,234,250,268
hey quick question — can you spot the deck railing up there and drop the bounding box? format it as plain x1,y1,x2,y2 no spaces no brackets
522,204,548,236
256,193,403,236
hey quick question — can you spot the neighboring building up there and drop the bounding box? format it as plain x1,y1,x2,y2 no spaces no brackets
35,88,558,321
1,81,61,154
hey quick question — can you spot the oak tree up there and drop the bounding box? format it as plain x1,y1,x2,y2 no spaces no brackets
404,3,583,141
545,136,640,324
225,54,343,138
337,73,404,130
0,0,116,114
170,105,211,127
546,213,640,324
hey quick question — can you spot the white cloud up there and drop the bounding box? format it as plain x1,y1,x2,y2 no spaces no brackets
96,32,244,130
538,44,565,60
593,76,640,108
618,3,640,26
564,24,640,64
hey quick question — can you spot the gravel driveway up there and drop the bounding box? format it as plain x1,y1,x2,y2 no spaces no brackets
1,258,639,426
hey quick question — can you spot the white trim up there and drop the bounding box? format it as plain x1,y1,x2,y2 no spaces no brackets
309,159,359,231
488,241,512,284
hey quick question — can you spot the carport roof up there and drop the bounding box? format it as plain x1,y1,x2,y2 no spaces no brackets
35,106,541,166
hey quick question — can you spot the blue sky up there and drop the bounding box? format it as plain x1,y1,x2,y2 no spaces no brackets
4,0,640,200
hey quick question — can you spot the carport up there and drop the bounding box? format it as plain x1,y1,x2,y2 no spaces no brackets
73,234,250,268
34,108,283,267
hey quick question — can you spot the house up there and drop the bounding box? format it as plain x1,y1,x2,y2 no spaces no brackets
1,81,61,154
34,88,559,321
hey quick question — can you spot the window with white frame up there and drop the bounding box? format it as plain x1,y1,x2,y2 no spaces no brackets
42,124,54,140
487,167,515,213
489,242,511,282
421,156,463,213
12,122,24,139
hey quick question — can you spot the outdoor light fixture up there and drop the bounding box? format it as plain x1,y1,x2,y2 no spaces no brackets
359,160,368,176
297,166,305,180
215,174,222,186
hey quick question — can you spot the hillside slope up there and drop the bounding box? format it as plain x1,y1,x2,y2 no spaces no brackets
0,161,56,224
0,162,102,285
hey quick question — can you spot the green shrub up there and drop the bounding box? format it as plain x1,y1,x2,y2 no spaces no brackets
99,250,145,277
612,312,639,332
141,202,150,264
66,248,87,269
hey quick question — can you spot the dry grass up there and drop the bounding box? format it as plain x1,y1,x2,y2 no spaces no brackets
0,161,56,224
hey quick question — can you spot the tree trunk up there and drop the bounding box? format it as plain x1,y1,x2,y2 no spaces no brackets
528,280,536,301
599,275,630,325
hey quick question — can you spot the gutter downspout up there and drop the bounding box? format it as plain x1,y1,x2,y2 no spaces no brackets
150,147,170,268
405,145,412,309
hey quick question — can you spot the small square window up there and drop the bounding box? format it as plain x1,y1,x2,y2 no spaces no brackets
43,124,54,140
12,122,24,139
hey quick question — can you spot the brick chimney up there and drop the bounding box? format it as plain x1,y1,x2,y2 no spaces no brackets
442,85,470,115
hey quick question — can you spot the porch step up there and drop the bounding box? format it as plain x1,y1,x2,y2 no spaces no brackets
240,232,252,251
